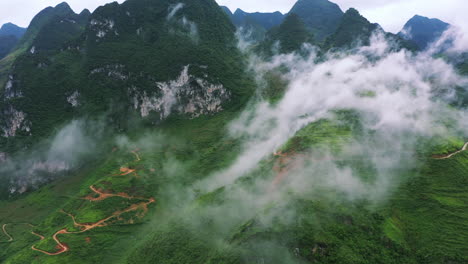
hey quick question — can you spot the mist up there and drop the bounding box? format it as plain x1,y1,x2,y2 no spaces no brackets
0,120,104,196
144,34,463,253
123,31,463,262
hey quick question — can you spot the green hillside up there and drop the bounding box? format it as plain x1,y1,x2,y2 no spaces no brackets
259,13,315,55
289,0,343,41
0,0,467,263
0,0,253,151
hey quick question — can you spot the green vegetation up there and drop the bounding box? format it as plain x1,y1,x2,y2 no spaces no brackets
1,0,467,263
120,110,467,264
1,94,467,264
260,14,315,55
398,15,450,50
324,8,379,49
0,0,254,152
16,2,78,51
289,0,344,41
0,36,19,59
261,70,289,103
230,9,284,31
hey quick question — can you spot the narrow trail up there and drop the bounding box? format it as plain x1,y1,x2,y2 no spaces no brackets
30,150,155,256
2,224,13,242
433,142,468,160
1,223,36,243
131,149,141,162
31,231,45,241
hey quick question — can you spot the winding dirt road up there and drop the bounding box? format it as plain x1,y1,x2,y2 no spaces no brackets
84,185,137,201
31,196,155,256
1,223,37,243
31,195,154,256
433,142,468,160
31,229,69,256
31,231,45,241
30,150,155,256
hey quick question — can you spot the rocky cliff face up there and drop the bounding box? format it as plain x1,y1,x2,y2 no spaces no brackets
1,105,31,138
130,65,230,119
0,0,251,148
3,75,23,99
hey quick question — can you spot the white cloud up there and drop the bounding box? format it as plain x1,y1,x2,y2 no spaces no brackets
197,32,468,196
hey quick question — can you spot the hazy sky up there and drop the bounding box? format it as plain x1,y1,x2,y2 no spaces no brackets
0,0,467,33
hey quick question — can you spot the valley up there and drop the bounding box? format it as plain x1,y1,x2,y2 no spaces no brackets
0,0,467,263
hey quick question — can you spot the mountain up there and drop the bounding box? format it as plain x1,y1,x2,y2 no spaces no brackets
222,8,285,41
1,1,467,264
0,2,92,146
16,2,78,51
260,13,314,55
0,23,27,59
220,6,233,17
323,8,417,51
231,8,285,30
289,0,343,41
0,23,26,38
0,0,253,151
31,8,90,51
399,15,450,49
0,35,19,59
324,8,379,49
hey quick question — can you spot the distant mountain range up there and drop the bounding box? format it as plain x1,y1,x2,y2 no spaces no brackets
399,15,450,49
0,23,26,39
230,8,285,30
2,0,452,61
0,23,26,59
222,0,344,41
222,0,450,50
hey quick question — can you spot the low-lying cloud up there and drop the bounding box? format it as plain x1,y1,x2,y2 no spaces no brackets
427,25,468,55
0,120,103,196
198,32,468,203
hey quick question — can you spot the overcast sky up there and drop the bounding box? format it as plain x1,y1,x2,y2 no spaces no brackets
1,0,467,33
